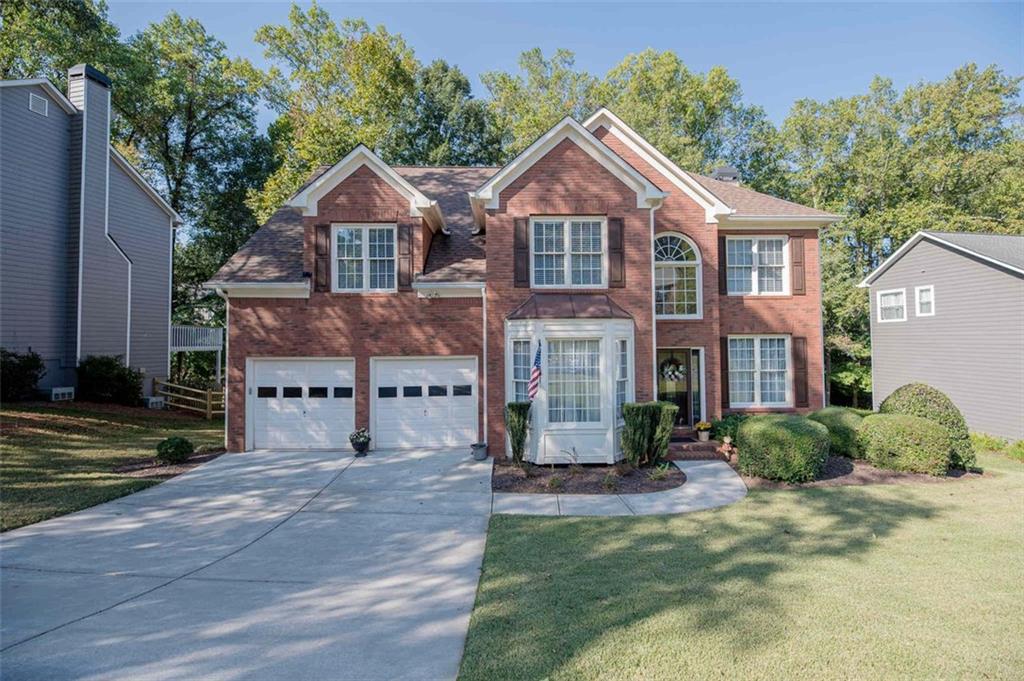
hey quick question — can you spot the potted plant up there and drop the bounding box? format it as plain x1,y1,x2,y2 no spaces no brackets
349,428,371,456
695,421,713,442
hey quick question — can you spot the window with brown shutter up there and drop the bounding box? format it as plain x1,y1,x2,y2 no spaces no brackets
791,235,806,295
314,223,330,292
608,217,625,288
793,336,809,407
718,235,727,294
720,336,730,409
513,217,529,288
397,221,413,289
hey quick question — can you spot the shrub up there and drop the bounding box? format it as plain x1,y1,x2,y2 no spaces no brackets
808,406,866,458
1007,440,1024,462
857,413,951,475
879,383,974,470
710,413,748,441
621,401,678,467
970,432,1007,453
505,402,531,466
0,348,46,402
76,355,143,406
156,436,194,464
736,414,830,483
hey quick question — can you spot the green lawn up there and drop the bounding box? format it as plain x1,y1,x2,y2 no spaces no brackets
460,452,1024,680
1,403,223,531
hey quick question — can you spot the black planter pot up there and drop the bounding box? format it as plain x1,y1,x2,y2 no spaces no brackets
352,442,369,457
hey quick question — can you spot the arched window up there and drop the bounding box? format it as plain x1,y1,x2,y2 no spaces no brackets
654,233,702,318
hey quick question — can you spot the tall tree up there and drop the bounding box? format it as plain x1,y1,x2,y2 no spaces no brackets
250,2,418,221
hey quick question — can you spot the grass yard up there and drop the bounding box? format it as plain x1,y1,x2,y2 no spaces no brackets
1,403,223,531
460,451,1024,680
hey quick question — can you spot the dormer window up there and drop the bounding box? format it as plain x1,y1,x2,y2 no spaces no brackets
530,217,606,288
331,224,396,292
654,233,702,318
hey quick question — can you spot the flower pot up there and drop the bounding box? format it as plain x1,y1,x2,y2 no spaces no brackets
698,431,710,442
352,442,369,457
471,442,488,461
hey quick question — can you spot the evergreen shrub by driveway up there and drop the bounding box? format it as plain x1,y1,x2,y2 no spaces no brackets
809,406,867,458
736,414,829,483
857,413,952,475
879,383,974,469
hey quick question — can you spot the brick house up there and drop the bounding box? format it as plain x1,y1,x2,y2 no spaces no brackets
208,109,838,460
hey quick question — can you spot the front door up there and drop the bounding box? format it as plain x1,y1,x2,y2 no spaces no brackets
656,349,701,427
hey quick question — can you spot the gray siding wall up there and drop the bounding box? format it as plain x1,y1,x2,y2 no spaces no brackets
0,84,75,388
109,160,171,385
870,239,1024,440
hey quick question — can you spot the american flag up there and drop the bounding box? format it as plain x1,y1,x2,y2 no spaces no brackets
528,341,542,400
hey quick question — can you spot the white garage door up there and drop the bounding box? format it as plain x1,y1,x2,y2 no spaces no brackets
251,359,355,449
372,357,478,449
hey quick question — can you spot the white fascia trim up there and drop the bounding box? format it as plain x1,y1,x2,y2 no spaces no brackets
411,280,485,299
109,148,182,224
0,79,77,114
470,116,668,212
584,108,728,222
205,281,310,299
287,144,446,233
858,231,1024,287
717,215,841,229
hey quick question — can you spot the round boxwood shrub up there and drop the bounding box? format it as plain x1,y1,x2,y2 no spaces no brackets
156,436,194,464
879,383,973,469
736,414,829,483
808,406,866,458
857,413,951,475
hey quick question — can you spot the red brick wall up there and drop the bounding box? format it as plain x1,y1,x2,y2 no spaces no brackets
485,137,654,456
225,166,480,452
593,126,826,418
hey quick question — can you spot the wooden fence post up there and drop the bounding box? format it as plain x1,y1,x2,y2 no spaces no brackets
205,390,213,420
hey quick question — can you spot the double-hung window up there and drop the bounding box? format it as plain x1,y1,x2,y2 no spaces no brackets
728,336,791,407
654,233,702,317
531,217,606,288
726,237,788,295
615,339,629,421
332,224,396,292
877,288,906,322
915,285,934,317
511,339,531,402
547,339,601,423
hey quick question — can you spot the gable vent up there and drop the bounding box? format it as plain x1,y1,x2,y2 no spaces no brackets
29,92,48,116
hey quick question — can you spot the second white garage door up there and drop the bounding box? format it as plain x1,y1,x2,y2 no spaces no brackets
372,357,478,449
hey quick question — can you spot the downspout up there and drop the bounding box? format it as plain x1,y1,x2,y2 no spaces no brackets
649,201,662,396
215,287,229,449
482,282,488,445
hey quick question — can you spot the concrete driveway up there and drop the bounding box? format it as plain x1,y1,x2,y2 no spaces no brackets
0,448,493,681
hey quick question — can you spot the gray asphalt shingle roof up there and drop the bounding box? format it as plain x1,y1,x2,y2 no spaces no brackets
924,231,1024,272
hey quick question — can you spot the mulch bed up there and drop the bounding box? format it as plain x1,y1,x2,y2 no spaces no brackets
492,462,685,495
113,449,227,480
733,455,982,490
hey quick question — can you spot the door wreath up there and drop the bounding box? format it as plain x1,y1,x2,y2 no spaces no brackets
659,357,687,383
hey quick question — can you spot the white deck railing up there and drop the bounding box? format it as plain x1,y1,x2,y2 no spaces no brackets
170,326,224,352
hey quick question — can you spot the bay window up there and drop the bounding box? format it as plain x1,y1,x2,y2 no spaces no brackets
548,339,601,423
531,217,606,288
511,339,531,402
615,339,629,421
332,224,396,292
726,237,788,295
654,233,702,318
728,336,791,407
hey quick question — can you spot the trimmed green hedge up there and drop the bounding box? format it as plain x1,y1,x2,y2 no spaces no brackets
505,402,531,466
808,406,867,458
710,413,748,442
857,413,951,475
736,414,829,483
621,401,679,467
880,383,974,469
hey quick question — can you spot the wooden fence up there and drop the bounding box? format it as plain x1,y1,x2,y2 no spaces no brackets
153,378,225,419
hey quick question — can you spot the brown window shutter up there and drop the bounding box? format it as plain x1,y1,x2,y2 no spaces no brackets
793,336,809,407
608,217,625,288
720,337,731,409
718,236,728,294
514,217,530,288
397,221,413,289
791,235,806,295
314,223,330,292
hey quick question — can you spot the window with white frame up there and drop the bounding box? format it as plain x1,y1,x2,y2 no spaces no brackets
332,224,396,292
511,339,531,402
548,339,601,423
654,233,701,317
726,237,788,295
531,217,605,288
728,336,791,407
877,288,906,322
615,339,629,420
915,285,934,317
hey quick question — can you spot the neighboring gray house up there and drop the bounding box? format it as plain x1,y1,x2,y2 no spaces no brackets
0,65,181,397
861,231,1024,441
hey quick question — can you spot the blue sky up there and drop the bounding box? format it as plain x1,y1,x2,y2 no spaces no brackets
107,2,1022,130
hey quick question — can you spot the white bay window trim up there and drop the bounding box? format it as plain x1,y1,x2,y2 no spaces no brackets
615,338,631,423
530,216,608,289
877,288,907,322
725,235,790,296
728,335,793,408
330,224,397,293
915,285,935,317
